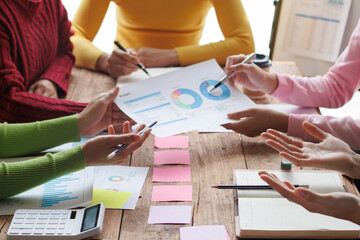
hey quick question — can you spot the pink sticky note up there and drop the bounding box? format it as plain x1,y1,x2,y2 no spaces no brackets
154,136,189,149
154,150,191,165
153,167,191,182
180,225,230,240
148,205,192,224
151,185,192,202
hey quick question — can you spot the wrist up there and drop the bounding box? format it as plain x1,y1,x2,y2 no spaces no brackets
350,152,360,179
275,112,289,133
95,53,110,74
264,72,279,94
77,114,86,137
166,49,180,67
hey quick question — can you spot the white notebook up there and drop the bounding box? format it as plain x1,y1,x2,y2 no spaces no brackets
234,170,360,239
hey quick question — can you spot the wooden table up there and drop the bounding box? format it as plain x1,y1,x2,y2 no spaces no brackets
0,62,358,240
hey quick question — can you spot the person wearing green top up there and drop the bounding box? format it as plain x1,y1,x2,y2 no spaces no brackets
0,87,151,199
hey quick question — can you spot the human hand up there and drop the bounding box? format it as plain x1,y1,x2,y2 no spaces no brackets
137,47,179,67
96,51,140,78
258,171,360,225
78,87,133,137
82,124,151,165
225,54,278,94
261,121,360,179
28,79,58,99
222,108,288,137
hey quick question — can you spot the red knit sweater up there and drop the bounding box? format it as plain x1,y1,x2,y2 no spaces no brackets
0,0,86,123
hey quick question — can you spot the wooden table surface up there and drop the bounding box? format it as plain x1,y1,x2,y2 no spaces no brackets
0,62,358,240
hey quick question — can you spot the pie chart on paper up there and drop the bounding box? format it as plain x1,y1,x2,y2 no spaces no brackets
171,88,203,109
200,80,231,101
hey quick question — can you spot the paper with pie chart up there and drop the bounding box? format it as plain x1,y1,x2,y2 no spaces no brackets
114,59,255,137
93,166,149,209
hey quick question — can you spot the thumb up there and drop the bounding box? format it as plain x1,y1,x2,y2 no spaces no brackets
104,86,120,105
295,188,323,204
227,109,252,119
302,121,328,141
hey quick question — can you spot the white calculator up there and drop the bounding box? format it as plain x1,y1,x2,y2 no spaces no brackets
7,203,105,240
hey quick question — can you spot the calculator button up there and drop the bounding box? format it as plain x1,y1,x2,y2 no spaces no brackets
65,229,72,235
28,210,38,214
48,220,58,224
26,214,37,219
17,210,27,214
36,219,47,224
33,228,44,234
12,219,24,224
45,229,56,234
8,228,21,234
14,214,26,219
57,229,64,234
24,220,35,224
59,219,66,224
20,229,32,234
38,215,48,219
23,223,34,229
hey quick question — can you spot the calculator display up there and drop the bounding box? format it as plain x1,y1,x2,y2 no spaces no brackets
81,204,100,232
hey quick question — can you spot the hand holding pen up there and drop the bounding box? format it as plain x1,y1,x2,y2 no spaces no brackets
114,41,152,77
107,120,157,159
210,52,256,92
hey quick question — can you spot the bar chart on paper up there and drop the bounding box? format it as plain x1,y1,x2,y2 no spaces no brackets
0,168,94,215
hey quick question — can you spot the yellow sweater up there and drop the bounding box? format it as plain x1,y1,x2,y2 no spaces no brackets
71,0,255,69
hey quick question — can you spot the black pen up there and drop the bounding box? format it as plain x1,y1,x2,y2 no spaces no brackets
107,120,158,159
211,184,309,189
209,52,256,92
114,41,152,77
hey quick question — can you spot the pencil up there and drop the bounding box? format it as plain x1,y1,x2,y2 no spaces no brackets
209,52,256,92
114,41,152,77
211,184,309,189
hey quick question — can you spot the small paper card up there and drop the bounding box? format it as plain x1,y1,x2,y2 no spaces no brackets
154,150,191,165
154,136,189,149
153,167,191,182
90,188,132,209
180,225,230,240
148,205,192,224
151,185,192,202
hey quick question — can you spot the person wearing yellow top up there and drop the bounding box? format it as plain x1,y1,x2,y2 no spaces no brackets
71,0,255,78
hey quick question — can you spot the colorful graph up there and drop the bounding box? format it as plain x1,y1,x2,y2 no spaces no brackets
200,80,231,101
41,174,79,207
108,176,125,182
171,88,203,109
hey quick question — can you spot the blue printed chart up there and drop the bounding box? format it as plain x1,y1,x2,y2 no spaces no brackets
200,80,231,101
171,88,203,109
0,168,93,215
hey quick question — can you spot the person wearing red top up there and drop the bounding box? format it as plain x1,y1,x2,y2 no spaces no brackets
0,0,86,123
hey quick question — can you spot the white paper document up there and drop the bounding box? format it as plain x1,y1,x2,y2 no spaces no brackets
93,166,149,209
0,168,93,215
282,0,351,62
114,59,255,137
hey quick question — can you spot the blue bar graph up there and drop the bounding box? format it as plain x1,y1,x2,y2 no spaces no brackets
41,174,80,207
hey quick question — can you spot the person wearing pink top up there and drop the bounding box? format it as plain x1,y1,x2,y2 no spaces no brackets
222,19,360,150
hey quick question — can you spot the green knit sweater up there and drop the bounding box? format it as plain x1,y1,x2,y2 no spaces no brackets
0,115,86,199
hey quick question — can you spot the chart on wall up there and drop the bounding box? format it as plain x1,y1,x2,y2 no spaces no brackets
114,59,255,137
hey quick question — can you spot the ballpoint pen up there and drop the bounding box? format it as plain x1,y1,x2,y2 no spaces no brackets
114,41,152,77
211,184,309,189
107,120,158,160
209,52,256,92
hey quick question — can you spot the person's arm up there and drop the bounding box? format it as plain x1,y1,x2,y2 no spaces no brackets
271,20,360,108
0,39,86,122
288,114,360,151
0,146,85,199
37,0,75,98
71,0,111,70
175,0,255,66
0,115,80,158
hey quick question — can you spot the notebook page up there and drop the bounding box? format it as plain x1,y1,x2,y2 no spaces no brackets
238,198,360,238
234,170,345,198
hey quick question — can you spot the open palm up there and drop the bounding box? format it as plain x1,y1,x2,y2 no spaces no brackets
261,121,360,179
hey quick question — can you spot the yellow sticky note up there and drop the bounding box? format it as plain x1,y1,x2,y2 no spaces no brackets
90,188,132,209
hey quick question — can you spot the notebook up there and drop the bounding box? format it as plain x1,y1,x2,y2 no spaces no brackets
234,170,360,239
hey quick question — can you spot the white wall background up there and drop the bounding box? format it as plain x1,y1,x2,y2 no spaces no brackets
62,0,275,56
